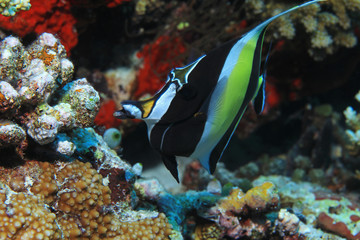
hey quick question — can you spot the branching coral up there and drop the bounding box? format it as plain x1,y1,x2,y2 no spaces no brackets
246,0,359,60
134,0,358,65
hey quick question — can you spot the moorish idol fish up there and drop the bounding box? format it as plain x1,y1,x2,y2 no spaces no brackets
114,0,323,182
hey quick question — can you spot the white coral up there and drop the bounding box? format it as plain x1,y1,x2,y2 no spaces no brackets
56,140,76,156
311,30,333,48
27,114,62,145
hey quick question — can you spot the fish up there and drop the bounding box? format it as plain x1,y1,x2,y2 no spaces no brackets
114,0,323,182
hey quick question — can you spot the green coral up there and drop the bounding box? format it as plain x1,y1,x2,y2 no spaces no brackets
0,0,31,16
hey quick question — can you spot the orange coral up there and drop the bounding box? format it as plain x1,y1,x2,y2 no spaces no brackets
216,182,278,215
0,160,174,239
217,187,246,213
0,190,60,239
243,181,279,211
208,182,279,239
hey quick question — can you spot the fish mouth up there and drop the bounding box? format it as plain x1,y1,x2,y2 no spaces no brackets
113,108,135,119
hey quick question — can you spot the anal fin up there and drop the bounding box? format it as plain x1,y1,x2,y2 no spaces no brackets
161,155,179,183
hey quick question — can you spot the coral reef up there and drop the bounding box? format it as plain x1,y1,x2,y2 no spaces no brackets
0,0,77,52
136,178,220,231
182,161,252,192
0,1,359,240
0,160,174,239
275,208,301,238
344,90,360,155
138,178,307,239
0,0,30,16
255,175,360,240
194,222,222,240
135,35,186,99
0,120,27,157
103,65,138,109
206,182,279,239
0,33,99,156
94,100,122,129
245,0,359,60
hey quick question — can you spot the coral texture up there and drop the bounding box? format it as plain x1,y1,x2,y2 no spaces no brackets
207,182,279,239
194,222,222,240
0,33,99,156
245,0,359,60
0,0,30,16
0,160,174,239
0,0,77,52
94,100,122,129
135,35,186,99
344,90,360,155
254,175,360,239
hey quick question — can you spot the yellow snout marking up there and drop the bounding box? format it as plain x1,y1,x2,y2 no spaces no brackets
142,99,155,118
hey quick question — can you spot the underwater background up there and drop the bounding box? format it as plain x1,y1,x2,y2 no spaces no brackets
0,0,360,239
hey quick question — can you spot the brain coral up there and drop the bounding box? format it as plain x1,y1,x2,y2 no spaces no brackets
0,160,174,239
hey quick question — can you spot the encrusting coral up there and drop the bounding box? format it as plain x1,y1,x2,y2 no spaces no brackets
206,182,279,239
254,175,360,240
0,33,99,156
0,0,30,16
137,178,301,239
0,160,174,239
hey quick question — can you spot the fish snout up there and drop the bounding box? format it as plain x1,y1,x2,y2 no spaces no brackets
113,108,135,119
